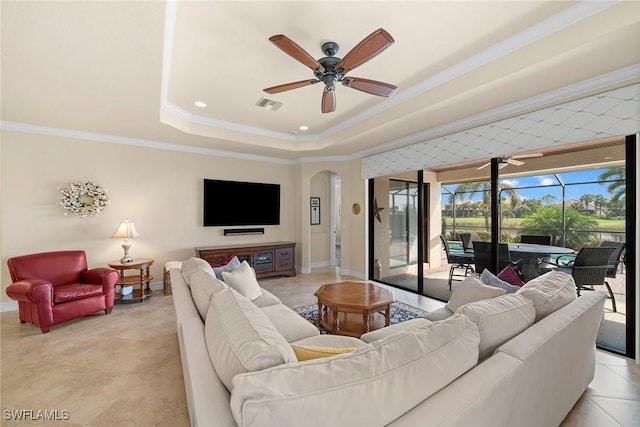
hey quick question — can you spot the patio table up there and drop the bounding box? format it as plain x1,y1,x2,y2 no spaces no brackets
508,243,575,282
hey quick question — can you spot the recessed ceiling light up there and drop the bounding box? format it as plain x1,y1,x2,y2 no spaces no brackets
194,101,207,108
299,125,309,131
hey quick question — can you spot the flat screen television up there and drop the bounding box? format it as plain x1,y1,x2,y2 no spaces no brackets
203,179,280,226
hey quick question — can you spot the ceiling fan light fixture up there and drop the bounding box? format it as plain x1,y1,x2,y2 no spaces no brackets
264,28,396,113
194,101,207,108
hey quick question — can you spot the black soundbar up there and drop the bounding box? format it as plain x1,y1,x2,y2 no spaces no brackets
224,228,265,236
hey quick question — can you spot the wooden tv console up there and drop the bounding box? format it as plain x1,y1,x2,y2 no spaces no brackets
195,242,296,279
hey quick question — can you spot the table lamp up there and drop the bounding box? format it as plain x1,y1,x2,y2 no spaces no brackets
111,220,139,263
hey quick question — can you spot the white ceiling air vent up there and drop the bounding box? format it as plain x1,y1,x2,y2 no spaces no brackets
255,97,283,111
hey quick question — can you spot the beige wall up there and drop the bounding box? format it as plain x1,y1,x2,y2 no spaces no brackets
0,131,370,305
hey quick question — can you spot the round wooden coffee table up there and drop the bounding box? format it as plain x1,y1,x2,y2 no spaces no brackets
314,282,394,337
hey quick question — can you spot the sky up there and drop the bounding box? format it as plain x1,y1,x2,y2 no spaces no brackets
443,168,622,203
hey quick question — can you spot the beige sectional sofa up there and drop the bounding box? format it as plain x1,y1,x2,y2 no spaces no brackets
169,258,605,427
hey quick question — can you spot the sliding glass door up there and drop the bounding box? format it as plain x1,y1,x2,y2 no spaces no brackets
370,175,421,293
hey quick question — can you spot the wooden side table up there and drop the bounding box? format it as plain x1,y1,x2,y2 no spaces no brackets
108,258,154,303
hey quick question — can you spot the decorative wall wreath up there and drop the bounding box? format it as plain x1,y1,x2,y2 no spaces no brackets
59,181,109,217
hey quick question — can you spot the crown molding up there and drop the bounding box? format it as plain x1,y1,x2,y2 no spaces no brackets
0,121,296,165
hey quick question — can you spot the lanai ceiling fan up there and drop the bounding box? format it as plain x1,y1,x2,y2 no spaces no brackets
263,28,397,113
477,153,544,170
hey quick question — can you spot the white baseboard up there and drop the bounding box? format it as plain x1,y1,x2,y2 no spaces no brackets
310,261,331,269
0,281,166,313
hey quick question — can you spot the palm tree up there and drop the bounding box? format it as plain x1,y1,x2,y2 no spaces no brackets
593,194,607,218
579,194,594,214
598,167,626,203
451,181,520,231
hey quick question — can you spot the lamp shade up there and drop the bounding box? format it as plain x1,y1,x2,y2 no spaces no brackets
111,220,139,239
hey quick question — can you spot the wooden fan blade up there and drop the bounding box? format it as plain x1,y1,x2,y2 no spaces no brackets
509,152,543,159
336,28,394,74
342,77,397,97
264,79,319,94
269,35,325,72
506,158,525,166
321,87,336,114
477,162,491,170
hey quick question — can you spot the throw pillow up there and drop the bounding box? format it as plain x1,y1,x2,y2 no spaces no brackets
221,261,262,300
291,345,358,361
456,294,536,360
181,257,215,286
497,265,526,287
445,276,506,312
480,269,520,293
190,270,228,320
213,255,242,280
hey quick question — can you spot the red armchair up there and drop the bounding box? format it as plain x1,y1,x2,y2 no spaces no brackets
6,251,119,333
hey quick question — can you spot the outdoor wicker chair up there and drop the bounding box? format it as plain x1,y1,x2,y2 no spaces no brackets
553,246,617,312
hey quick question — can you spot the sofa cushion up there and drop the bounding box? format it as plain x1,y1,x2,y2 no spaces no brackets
260,304,320,342
181,257,215,286
290,334,369,349
53,283,104,303
190,270,227,321
480,269,520,293
230,314,480,427
205,288,297,391
250,288,281,308
446,276,506,312
424,306,454,321
222,261,262,301
456,293,536,360
517,271,577,321
291,345,358,361
360,318,431,343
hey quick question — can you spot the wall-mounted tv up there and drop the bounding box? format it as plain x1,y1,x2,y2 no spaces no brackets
203,179,281,227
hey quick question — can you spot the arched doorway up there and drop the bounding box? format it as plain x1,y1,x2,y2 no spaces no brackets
309,170,341,268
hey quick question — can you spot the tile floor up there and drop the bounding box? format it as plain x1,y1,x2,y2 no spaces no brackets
1,267,638,426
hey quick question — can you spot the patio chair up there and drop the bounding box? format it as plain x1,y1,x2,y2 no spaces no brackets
520,235,552,245
460,232,480,253
599,241,625,278
553,246,617,312
440,235,474,290
472,241,523,278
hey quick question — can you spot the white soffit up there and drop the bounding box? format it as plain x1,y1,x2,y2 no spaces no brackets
361,83,640,179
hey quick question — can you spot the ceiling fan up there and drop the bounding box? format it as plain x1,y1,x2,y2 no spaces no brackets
263,28,397,113
477,153,544,170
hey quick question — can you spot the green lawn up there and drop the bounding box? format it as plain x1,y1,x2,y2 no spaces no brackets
444,216,626,232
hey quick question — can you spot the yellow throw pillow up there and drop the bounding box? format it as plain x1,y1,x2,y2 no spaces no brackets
291,345,358,362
